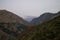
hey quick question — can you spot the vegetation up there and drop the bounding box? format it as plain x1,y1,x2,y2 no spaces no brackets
0,15,60,40
20,16,60,40
0,10,60,40
0,23,28,40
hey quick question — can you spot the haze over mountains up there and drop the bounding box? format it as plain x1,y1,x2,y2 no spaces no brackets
0,10,60,40
24,16,36,22
31,11,60,25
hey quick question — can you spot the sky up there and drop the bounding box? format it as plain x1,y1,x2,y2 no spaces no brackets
0,0,60,18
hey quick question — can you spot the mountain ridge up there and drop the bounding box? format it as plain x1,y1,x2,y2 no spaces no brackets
0,10,33,40
0,10,60,40
31,11,60,25
20,14,60,40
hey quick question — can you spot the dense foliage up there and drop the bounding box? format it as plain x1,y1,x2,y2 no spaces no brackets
0,23,28,40
0,16,60,40
20,16,60,40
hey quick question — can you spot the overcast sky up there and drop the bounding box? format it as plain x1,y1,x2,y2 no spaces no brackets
0,0,60,18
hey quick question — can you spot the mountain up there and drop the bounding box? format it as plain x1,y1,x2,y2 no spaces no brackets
0,10,60,40
0,10,33,40
31,11,60,25
20,14,60,40
24,16,36,22
0,10,32,26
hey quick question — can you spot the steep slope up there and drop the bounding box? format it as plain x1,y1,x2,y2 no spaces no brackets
20,15,60,40
0,10,33,32
31,11,60,25
0,10,32,26
0,10,33,40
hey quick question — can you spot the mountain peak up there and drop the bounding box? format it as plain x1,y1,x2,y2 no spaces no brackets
0,10,32,26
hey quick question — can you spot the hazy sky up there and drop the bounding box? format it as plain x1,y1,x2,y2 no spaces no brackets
0,0,60,18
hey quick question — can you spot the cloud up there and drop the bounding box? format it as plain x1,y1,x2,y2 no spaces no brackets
0,0,60,17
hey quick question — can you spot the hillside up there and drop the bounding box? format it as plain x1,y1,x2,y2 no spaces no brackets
0,10,32,26
0,10,60,40
31,11,60,25
0,10,33,40
20,15,60,40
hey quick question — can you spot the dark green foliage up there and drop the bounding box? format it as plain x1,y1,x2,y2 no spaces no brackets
17,24,27,31
20,16,60,40
0,22,28,40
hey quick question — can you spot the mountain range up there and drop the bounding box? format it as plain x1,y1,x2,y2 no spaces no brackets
0,10,60,40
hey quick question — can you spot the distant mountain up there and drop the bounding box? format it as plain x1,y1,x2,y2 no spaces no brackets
31,11,60,25
24,16,36,22
0,10,33,40
20,14,60,40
